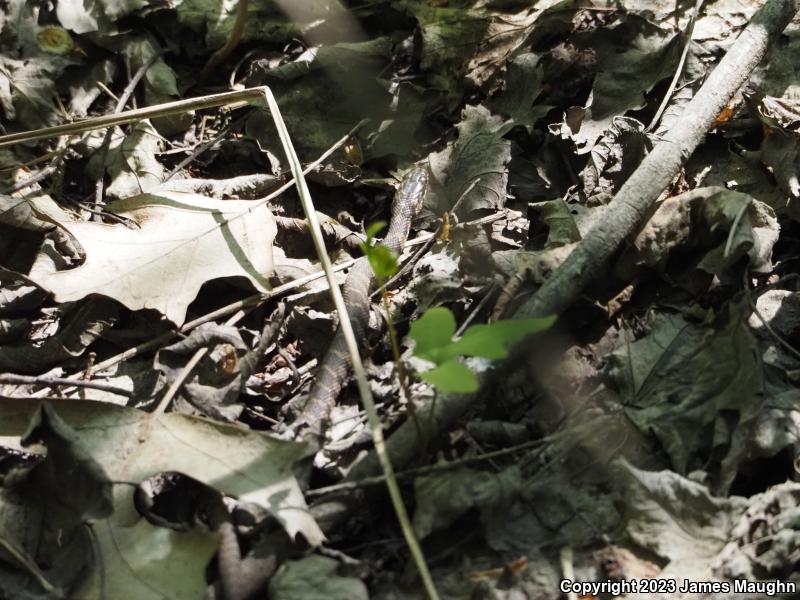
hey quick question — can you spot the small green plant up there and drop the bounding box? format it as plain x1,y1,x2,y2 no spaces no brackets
409,307,556,392
361,225,556,394
362,221,419,428
361,220,397,280
360,220,551,600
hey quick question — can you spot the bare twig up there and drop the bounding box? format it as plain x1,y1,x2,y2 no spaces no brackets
0,535,56,593
93,52,161,212
153,311,238,415
454,283,497,337
646,0,705,132
5,159,61,194
198,0,250,84
0,373,132,397
0,148,61,173
163,118,242,181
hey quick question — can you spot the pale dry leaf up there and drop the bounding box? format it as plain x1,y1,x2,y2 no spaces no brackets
27,191,276,325
82,518,219,600
0,193,71,232
104,120,165,199
0,400,324,543
0,399,324,598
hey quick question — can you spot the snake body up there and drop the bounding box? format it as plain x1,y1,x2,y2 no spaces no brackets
298,167,428,432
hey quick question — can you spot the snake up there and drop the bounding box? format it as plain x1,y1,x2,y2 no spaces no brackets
297,166,428,433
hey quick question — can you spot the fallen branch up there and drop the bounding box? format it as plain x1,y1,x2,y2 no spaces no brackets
515,0,799,320
0,373,133,398
344,0,800,481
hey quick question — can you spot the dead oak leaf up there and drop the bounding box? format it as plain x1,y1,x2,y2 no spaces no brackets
27,191,276,326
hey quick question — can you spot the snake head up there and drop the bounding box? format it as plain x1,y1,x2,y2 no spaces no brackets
395,166,429,217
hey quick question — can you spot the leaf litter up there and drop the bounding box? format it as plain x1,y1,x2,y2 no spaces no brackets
2,0,800,598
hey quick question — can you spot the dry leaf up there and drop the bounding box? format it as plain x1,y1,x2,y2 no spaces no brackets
27,191,276,325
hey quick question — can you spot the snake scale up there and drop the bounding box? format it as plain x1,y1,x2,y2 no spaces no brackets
297,166,428,433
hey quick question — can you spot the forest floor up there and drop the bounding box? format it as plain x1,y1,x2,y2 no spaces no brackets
2,1,800,599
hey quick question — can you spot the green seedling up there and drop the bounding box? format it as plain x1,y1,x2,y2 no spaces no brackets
362,220,418,427
409,307,556,392
361,220,398,281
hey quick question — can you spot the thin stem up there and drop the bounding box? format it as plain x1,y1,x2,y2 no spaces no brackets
646,0,705,132
0,88,267,148
454,283,497,337
307,435,548,497
724,199,751,258
152,347,208,416
93,52,161,212
164,120,241,181
379,283,423,442
0,535,56,593
260,87,439,599
0,373,132,397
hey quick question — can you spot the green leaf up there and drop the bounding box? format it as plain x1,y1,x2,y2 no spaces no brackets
410,309,555,393
361,220,398,279
445,315,557,360
409,307,457,362
419,360,477,392
363,245,398,279
364,220,387,241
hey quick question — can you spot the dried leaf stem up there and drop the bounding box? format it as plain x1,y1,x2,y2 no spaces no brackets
0,89,266,148
0,373,132,397
646,0,705,133
260,88,440,600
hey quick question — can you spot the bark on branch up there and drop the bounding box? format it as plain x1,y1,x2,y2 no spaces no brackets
514,0,800,320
